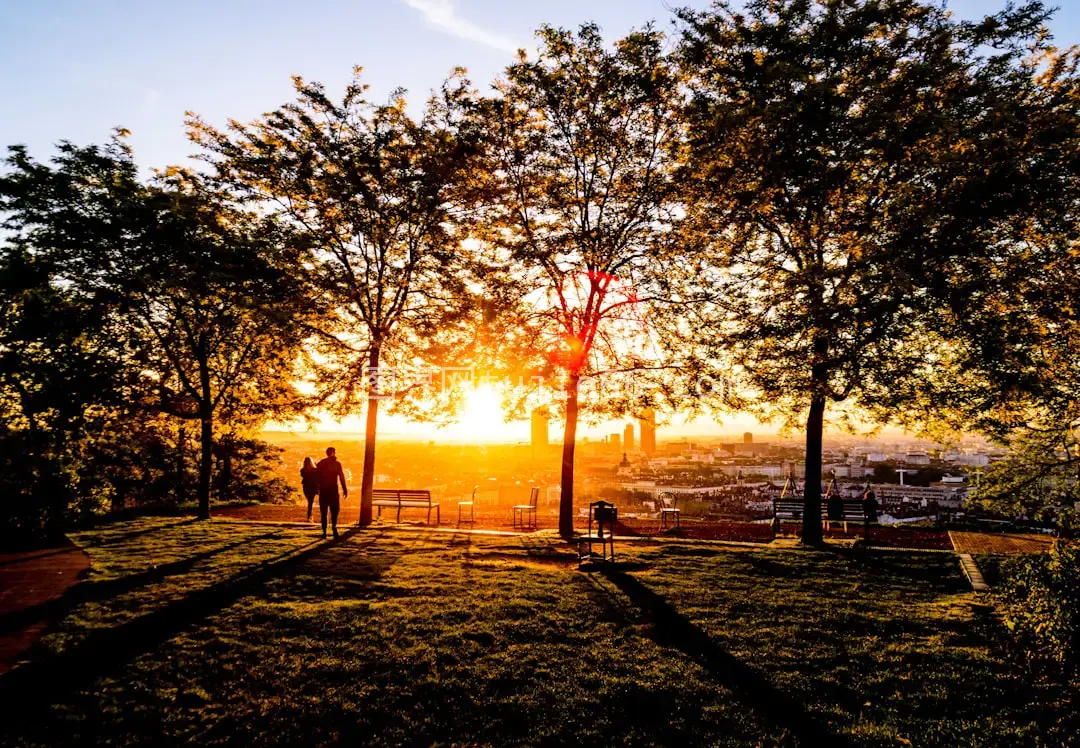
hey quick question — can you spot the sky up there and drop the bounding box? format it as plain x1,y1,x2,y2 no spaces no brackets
2,0,1078,441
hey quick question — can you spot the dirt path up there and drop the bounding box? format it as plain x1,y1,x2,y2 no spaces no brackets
0,541,91,673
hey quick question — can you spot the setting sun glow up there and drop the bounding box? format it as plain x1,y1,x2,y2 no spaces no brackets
439,384,524,443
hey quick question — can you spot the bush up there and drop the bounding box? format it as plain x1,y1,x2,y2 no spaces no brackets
999,541,1080,672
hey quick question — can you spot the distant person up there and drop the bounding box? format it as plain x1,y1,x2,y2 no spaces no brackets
300,457,319,522
316,447,348,539
862,486,879,523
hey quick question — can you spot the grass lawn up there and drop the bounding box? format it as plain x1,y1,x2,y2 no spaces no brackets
0,518,1072,746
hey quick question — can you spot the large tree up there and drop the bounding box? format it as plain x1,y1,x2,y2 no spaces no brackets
0,231,133,541
479,24,699,538
679,0,1061,543
189,70,484,525
0,137,309,520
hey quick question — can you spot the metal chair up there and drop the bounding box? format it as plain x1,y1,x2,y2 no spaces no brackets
458,485,477,526
658,491,680,530
578,500,617,564
512,486,539,530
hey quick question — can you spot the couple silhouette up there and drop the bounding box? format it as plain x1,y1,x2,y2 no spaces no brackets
300,447,348,538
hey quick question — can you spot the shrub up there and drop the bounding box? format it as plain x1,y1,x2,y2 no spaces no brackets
999,540,1080,672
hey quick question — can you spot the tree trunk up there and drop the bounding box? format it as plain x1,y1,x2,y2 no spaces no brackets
802,396,826,545
558,374,580,539
359,345,381,526
197,407,213,520
177,427,187,501
801,329,830,545
221,450,232,501
197,360,213,521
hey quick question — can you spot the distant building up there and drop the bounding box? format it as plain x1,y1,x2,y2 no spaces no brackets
639,409,657,455
610,433,621,450
873,483,966,508
531,408,549,450
744,431,753,444
624,424,635,451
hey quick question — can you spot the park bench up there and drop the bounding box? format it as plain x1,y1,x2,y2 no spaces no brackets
773,498,876,540
826,498,876,540
658,491,680,530
772,498,814,530
512,487,540,530
372,488,440,525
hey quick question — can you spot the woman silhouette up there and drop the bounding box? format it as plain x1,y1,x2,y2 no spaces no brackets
300,457,319,522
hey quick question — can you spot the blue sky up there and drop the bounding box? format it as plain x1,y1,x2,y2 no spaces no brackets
2,0,1078,175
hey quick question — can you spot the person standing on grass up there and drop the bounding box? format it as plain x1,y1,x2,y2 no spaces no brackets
300,457,320,522
316,447,347,539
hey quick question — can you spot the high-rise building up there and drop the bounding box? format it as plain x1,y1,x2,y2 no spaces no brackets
610,433,621,450
531,408,549,450
744,431,753,444
639,409,656,455
623,424,635,451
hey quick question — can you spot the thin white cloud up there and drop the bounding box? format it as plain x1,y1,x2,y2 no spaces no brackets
400,0,520,53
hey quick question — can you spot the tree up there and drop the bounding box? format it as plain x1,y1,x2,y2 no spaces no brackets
893,25,1080,532
0,237,131,541
480,24,699,538
0,137,309,520
678,0,1060,543
188,70,485,525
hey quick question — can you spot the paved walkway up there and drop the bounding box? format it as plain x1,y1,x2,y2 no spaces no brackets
0,541,90,673
949,531,1054,555
958,553,990,592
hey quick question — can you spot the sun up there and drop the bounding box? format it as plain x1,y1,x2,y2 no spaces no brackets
433,383,525,443
458,384,508,431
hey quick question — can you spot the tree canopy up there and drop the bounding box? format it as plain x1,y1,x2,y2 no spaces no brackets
478,24,703,536
678,0,1069,542
188,70,486,525
0,136,309,527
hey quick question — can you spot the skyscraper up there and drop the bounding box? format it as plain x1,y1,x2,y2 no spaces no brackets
744,431,753,444
639,409,656,455
623,423,634,451
531,408,549,450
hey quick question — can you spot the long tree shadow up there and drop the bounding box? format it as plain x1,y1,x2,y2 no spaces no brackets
0,530,284,636
596,567,854,748
0,527,378,720
819,545,968,592
75,518,201,549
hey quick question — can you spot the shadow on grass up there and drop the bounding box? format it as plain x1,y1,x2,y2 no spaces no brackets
822,546,968,592
0,530,284,636
596,567,854,748
0,528,369,719
77,517,201,548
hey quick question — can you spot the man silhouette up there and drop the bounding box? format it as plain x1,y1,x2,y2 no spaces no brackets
316,447,347,539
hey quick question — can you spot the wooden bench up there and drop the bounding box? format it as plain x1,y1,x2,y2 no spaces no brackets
373,489,440,525
773,498,875,539
772,498,813,530
826,498,875,539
